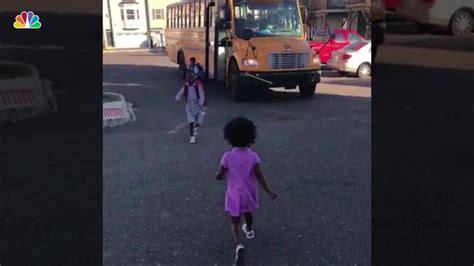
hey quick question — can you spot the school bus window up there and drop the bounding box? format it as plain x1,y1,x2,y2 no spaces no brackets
198,1,201,27
182,5,185,28
172,7,175,28
178,6,183,28
195,2,198,27
190,2,194,28
184,4,187,28
192,2,196,28
186,4,192,28
192,2,195,28
174,7,177,28
187,3,190,28
187,4,193,28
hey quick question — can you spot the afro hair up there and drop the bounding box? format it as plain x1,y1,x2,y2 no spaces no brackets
223,117,257,147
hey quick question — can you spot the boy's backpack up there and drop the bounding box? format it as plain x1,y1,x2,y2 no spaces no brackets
195,63,205,79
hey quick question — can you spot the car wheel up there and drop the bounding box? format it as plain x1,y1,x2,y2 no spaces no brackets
416,23,433,33
299,82,316,98
228,60,245,101
357,63,371,79
338,71,349,77
450,10,473,36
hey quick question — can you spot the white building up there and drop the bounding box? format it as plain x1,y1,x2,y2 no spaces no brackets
104,0,149,48
103,0,184,49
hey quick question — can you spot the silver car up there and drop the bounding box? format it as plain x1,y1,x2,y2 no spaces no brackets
396,0,473,35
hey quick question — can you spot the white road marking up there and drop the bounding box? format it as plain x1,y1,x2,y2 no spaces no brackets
167,122,188,135
0,44,67,50
103,82,143,87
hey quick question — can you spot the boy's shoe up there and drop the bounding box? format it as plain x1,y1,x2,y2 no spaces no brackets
242,223,255,239
189,136,196,144
234,243,245,265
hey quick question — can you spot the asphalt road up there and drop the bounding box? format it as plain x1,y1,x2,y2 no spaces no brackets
103,51,371,265
372,60,474,264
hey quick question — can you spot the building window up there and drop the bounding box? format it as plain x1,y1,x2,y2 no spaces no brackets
137,9,140,20
153,9,164,20
126,9,136,20
121,10,125,20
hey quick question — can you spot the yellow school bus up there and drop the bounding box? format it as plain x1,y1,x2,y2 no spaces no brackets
165,0,321,101
371,0,386,57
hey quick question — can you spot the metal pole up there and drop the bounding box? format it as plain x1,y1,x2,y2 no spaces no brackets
107,0,115,47
144,0,152,48
205,1,215,81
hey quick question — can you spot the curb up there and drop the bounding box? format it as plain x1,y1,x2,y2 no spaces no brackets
103,92,136,128
376,45,474,71
0,60,58,124
103,48,166,53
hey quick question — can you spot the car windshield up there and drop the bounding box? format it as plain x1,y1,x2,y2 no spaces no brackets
234,0,302,38
0,63,31,80
345,41,368,51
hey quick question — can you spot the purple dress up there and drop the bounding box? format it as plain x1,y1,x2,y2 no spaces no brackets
220,147,261,217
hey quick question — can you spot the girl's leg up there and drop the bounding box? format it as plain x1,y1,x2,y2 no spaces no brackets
243,212,253,231
189,122,194,136
231,216,241,245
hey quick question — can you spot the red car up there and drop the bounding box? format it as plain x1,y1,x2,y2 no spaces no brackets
308,29,366,64
384,0,401,10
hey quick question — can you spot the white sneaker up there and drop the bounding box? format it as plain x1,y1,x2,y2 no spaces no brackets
189,136,196,144
242,223,255,239
234,243,245,265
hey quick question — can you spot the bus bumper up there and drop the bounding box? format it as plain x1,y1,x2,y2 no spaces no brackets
239,69,321,87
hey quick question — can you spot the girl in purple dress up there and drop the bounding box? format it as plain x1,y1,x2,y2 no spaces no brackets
215,117,277,264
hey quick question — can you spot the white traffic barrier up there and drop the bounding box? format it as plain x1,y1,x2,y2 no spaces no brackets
0,60,57,123
103,92,135,128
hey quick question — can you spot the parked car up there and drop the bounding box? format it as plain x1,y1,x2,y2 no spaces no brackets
308,29,365,64
327,41,372,78
385,0,401,11
396,0,473,36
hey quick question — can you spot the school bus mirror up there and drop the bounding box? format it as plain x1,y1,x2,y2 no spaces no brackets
300,7,308,24
242,28,254,41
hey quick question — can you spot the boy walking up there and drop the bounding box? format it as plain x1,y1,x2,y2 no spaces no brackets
175,71,205,144
188,57,205,80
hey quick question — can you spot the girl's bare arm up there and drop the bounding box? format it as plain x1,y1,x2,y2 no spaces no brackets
215,166,226,180
254,164,277,198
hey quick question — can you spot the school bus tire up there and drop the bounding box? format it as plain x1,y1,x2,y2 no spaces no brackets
229,60,245,101
299,82,316,98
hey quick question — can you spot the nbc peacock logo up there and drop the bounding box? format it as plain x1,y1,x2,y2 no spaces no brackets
14,11,42,29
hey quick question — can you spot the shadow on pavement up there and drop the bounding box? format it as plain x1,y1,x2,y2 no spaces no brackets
322,78,371,88
103,64,371,107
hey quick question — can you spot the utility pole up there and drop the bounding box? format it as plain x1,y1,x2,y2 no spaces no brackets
144,0,152,48
106,0,115,47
